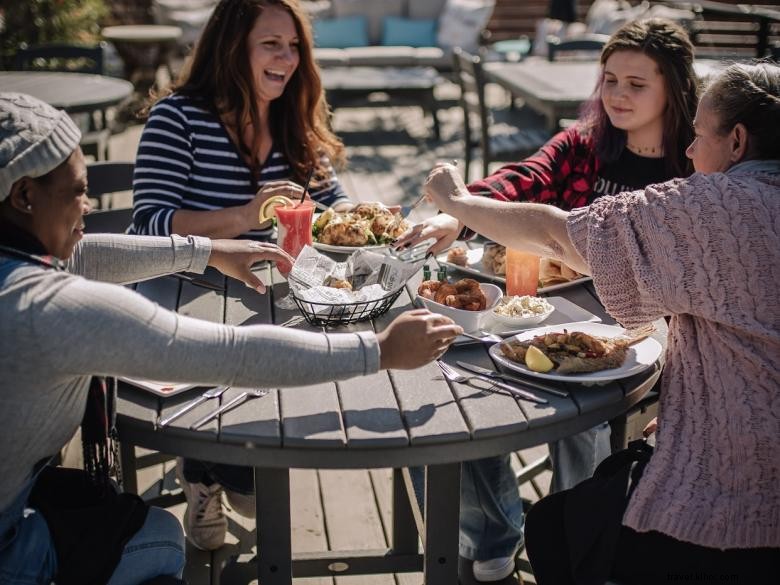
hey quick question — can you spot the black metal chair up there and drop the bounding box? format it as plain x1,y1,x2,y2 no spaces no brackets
453,47,550,182
15,42,112,161
84,162,135,227
546,33,609,62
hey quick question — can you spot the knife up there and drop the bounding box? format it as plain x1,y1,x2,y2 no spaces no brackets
473,374,548,404
456,361,569,398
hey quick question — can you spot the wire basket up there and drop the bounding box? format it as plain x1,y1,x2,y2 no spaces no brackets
291,287,403,327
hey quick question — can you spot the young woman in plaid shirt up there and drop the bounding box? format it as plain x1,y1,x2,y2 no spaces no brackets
396,18,699,583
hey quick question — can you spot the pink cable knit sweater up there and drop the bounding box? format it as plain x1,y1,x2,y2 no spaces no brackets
567,163,780,550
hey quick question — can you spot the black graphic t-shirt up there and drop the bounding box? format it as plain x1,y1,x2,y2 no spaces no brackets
593,148,671,198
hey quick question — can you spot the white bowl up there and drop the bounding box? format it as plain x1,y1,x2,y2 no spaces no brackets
417,283,503,332
489,296,555,329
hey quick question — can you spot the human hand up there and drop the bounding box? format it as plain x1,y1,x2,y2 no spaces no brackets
422,162,469,213
245,181,307,230
377,309,463,370
392,213,462,256
642,417,658,438
208,239,294,293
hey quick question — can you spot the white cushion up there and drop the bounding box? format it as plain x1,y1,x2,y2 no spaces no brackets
314,47,350,67
344,46,416,67
436,0,495,53
332,0,404,45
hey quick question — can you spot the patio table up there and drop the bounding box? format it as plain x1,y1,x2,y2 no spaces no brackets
0,71,133,116
116,261,664,584
483,57,723,131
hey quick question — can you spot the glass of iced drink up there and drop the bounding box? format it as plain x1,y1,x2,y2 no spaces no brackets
505,248,539,296
275,200,315,274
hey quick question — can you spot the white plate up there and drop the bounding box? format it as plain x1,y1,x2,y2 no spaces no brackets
312,241,389,254
436,247,593,294
119,377,199,397
488,322,662,383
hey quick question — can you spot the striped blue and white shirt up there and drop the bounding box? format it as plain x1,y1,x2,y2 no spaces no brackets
131,93,350,239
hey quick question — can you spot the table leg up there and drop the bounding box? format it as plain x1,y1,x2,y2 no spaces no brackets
255,467,292,585
423,463,461,585
118,440,138,494
392,468,419,554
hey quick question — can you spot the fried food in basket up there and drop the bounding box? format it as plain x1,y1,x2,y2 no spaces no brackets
313,203,411,247
446,247,468,266
325,277,353,290
500,326,653,374
417,278,487,311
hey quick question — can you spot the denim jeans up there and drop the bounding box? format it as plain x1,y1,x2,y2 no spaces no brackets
0,477,185,585
410,454,524,562
548,422,612,493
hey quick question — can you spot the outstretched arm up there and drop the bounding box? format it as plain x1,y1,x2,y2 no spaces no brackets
423,163,590,275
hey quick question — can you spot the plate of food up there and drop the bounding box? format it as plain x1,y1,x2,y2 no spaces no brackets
437,244,592,294
416,278,503,332
488,322,662,383
312,203,411,253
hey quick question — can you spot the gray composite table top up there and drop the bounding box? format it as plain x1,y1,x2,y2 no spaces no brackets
0,71,134,115
117,261,664,470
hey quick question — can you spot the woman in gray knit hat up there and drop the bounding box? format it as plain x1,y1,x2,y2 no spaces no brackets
0,92,462,585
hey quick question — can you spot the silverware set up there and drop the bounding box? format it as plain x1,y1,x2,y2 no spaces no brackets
437,360,548,404
158,386,269,430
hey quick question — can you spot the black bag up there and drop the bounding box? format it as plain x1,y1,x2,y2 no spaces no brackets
28,466,148,585
563,439,653,585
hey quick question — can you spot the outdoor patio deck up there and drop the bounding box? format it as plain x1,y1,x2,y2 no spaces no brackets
100,81,551,585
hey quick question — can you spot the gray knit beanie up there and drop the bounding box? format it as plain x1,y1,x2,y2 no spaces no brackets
0,92,82,202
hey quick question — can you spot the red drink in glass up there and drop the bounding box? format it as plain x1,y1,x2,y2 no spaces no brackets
275,201,315,273
505,248,539,296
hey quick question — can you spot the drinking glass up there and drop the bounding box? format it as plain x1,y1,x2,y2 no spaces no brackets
275,200,315,274
505,248,539,296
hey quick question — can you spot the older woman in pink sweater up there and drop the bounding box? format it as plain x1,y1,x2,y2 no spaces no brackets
420,62,780,583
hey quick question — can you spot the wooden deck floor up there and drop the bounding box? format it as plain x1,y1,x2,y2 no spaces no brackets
104,81,551,584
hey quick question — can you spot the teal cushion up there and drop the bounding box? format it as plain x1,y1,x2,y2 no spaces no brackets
381,16,437,48
313,16,369,49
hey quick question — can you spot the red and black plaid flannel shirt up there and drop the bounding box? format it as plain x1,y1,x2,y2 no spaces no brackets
461,126,601,239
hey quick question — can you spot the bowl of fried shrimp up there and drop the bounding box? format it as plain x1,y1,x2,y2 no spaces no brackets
416,278,502,332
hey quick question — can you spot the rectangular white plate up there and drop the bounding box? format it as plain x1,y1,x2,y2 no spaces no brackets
118,377,199,397
435,247,592,294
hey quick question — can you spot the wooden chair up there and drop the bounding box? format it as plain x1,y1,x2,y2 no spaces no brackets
15,42,112,161
547,34,609,62
84,162,135,227
453,47,550,182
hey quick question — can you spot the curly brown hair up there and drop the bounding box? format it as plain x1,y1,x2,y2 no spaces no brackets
579,18,699,178
151,0,344,186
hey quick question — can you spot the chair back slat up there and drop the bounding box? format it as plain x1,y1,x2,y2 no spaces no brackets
87,161,135,197
547,34,609,62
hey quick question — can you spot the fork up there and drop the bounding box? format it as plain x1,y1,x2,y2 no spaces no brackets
436,361,547,404
190,388,269,430
399,159,459,218
158,385,228,427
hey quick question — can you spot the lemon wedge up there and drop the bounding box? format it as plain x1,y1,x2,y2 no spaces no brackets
259,195,293,223
525,345,555,373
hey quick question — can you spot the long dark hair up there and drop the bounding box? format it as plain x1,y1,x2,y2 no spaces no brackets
704,62,780,160
579,18,698,177
150,0,344,184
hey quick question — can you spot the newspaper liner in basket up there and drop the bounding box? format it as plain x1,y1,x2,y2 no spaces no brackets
287,246,424,326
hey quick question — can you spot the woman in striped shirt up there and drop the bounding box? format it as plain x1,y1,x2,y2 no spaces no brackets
131,0,353,241
130,0,363,551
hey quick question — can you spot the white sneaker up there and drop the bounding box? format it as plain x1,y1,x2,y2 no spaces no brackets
225,488,255,518
472,553,517,582
176,458,227,550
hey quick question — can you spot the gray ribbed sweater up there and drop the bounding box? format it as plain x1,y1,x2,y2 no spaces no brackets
0,234,379,511
567,161,780,550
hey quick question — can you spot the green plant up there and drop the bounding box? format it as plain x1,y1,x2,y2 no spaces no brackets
0,0,108,69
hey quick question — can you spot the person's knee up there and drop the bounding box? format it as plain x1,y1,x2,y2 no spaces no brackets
147,507,186,553
120,507,185,579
